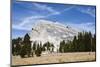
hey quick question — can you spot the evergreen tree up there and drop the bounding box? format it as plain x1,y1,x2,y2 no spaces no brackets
12,39,16,56
33,42,36,51
73,36,77,52
43,42,51,52
59,40,65,53
31,42,36,57
42,44,46,51
92,34,96,51
35,44,42,57
20,44,27,58
20,33,31,58
40,42,42,52
12,37,22,56
58,31,96,53
51,44,54,52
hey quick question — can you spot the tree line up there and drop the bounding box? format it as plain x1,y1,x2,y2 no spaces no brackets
12,33,54,58
12,31,96,58
59,31,96,53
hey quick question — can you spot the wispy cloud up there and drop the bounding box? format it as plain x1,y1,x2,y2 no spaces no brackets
13,3,96,33
12,4,74,31
12,16,42,31
33,3,60,15
12,24,31,31
19,15,45,26
67,22,95,34
77,7,96,17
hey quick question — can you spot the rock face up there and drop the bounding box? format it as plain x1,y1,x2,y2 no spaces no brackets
29,19,79,52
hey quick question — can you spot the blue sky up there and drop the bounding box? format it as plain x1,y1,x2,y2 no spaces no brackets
12,0,96,38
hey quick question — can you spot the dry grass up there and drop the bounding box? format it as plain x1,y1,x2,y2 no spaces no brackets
12,52,96,66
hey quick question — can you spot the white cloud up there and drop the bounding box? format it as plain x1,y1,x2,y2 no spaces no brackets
12,16,42,31
33,3,60,15
67,22,95,34
12,24,31,31
62,6,75,12
12,5,74,31
19,15,45,26
13,16,95,34
77,7,95,17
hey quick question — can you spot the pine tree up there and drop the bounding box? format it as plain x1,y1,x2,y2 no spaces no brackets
92,34,96,51
35,44,42,57
73,36,77,52
58,31,96,52
51,44,54,52
42,43,46,51
20,44,27,58
31,42,36,57
20,33,31,58
33,42,36,51
12,37,22,56
40,42,42,52
59,40,65,53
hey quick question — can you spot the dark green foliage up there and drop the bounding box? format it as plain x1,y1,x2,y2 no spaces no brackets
23,33,30,42
31,42,43,57
92,34,96,51
40,42,42,51
59,40,65,53
42,45,46,51
43,41,54,52
33,42,36,51
35,44,42,57
12,37,22,56
59,31,96,53
45,42,50,51
20,45,27,58
19,33,31,58
12,31,96,58
31,42,36,57
51,44,54,52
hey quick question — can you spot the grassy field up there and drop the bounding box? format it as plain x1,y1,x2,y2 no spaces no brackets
12,52,96,66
